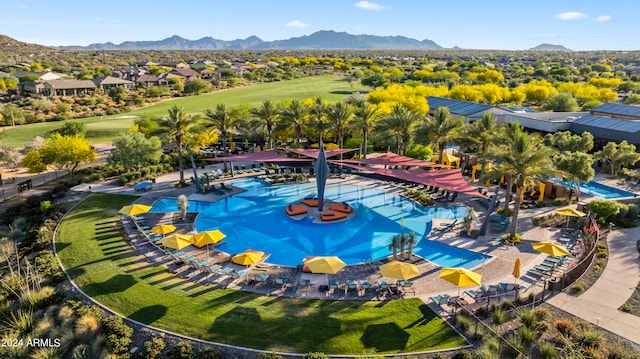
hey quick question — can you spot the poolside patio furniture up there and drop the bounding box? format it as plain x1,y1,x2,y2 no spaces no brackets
207,264,222,274
398,280,414,295
346,280,359,296
286,204,308,216
359,280,371,295
275,277,289,291
328,279,340,296
329,202,353,213
297,278,312,294
320,210,348,221
133,181,154,192
430,294,450,306
254,273,269,285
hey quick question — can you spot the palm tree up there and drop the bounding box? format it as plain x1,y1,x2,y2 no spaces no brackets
415,107,465,163
204,104,235,156
376,104,419,155
307,97,329,142
250,100,279,149
405,232,416,260
487,125,556,238
156,105,201,184
350,100,379,159
388,234,401,260
464,112,498,174
279,99,309,149
325,102,352,159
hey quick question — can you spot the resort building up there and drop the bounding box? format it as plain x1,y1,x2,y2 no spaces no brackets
570,103,640,146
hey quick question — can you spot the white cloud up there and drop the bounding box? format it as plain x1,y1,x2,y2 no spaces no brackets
554,12,588,20
285,20,310,28
596,15,613,22
355,1,383,10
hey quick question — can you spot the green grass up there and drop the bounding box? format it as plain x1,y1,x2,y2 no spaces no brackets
55,193,466,354
2,76,366,147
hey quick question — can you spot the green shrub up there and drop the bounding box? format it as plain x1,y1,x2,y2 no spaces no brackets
474,347,498,359
552,198,570,206
533,307,550,322
519,309,535,328
455,315,472,331
101,315,133,355
118,176,128,186
576,329,603,350
303,352,328,359
492,308,506,325
621,303,633,312
199,348,223,359
143,337,165,359
168,341,193,359
572,282,585,293
627,204,640,219
518,325,537,346
257,352,283,359
538,342,558,359
452,349,474,359
555,319,575,337
35,250,59,276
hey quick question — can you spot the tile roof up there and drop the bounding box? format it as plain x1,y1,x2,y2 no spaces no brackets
427,96,494,116
46,79,96,89
570,114,640,143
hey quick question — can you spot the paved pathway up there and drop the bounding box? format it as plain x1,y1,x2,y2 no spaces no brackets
546,227,640,344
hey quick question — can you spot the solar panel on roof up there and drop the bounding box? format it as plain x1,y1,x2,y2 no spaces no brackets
427,96,493,116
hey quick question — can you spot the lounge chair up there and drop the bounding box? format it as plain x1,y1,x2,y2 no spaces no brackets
526,268,546,278
321,210,348,221
435,220,458,232
398,280,414,294
207,264,222,274
275,277,289,291
253,273,269,285
286,204,308,216
328,279,340,295
329,202,353,213
430,294,451,306
359,280,371,295
301,198,326,207
346,280,359,296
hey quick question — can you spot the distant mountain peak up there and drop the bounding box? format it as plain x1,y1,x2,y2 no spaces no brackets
530,43,571,51
54,31,442,51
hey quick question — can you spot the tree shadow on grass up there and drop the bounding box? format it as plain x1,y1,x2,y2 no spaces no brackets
82,274,137,296
360,322,410,352
404,304,437,329
128,304,168,325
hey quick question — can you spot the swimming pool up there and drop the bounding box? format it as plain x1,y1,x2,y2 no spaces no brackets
554,179,637,199
150,178,490,268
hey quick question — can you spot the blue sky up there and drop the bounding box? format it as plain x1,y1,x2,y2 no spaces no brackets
2,0,637,50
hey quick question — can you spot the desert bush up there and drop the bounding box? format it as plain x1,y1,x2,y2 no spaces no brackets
572,282,585,293
533,307,550,322
168,341,193,359
452,349,473,359
101,315,133,355
143,337,166,359
552,198,570,206
555,319,575,337
199,347,223,359
455,315,472,331
75,314,100,338
538,342,558,359
576,329,604,350
303,352,328,359
519,308,535,327
492,308,506,325
21,286,56,310
258,352,283,359
35,250,59,276
518,325,537,346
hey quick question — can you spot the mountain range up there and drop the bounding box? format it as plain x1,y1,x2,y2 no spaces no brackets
55,30,443,50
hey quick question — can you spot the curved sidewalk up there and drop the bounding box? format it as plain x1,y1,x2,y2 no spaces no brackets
546,228,640,344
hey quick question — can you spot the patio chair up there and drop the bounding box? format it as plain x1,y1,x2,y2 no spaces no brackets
207,264,222,274
430,294,450,306
253,273,269,285
275,277,289,291
346,280,359,296
328,279,340,296
398,280,414,295
359,280,371,295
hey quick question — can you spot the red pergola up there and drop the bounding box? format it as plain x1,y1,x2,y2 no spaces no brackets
204,149,312,163
283,148,358,159
336,152,443,168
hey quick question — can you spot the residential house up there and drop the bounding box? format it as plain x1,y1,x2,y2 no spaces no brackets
93,76,135,91
42,80,97,96
171,67,200,82
135,74,161,87
12,71,64,81
17,81,47,96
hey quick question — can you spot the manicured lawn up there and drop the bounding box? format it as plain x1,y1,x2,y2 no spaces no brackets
2,76,366,147
55,193,466,354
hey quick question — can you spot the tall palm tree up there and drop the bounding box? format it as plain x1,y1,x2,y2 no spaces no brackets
487,124,556,238
307,97,329,142
376,104,419,155
250,100,279,149
388,234,401,260
464,112,498,174
415,107,465,163
350,100,380,159
279,99,309,149
325,102,353,158
156,105,201,185
204,104,235,156
405,232,416,260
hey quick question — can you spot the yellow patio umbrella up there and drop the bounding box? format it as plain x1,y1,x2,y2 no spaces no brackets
118,204,152,216
512,257,521,282
380,260,420,280
440,267,482,298
150,224,176,237
159,233,194,250
532,242,571,257
232,250,264,266
304,256,347,274
193,230,226,257
555,207,587,227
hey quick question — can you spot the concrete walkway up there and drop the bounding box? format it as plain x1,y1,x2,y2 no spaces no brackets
547,227,640,344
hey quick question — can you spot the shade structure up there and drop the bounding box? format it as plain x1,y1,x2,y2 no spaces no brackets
512,257,521,280
439,267,482,287
150,224,176,235
314,140,330,211
532,242,571,256
193,230,226,257
118,204,152,216
380,260,420,280
232,250,264,266
160,233,194,250
431,153,460,167
555,208,587,217
304,256,347,274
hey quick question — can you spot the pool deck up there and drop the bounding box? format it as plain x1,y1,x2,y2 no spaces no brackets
71,163,640,346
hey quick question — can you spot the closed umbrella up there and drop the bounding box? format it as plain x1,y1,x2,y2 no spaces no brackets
118,204,152,216
314,139,330,211
150,224,176,237
512,257,521,283
193,230,226,257
439,267,482,297
160,233,194,250
379,260,420,280
532,242,571,257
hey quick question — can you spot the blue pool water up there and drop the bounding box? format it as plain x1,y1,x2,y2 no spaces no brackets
554,179,637,199
150,178,491,268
